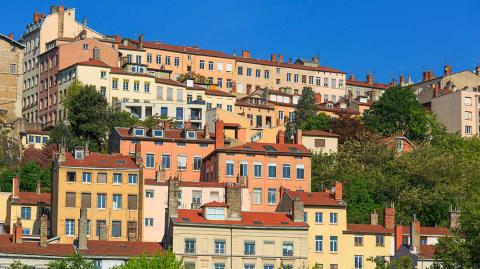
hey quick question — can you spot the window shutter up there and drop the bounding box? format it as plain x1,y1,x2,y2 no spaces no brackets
81,193,91,208
128,195,137,210
66,192,76,207
315,139,326,147
97,173,107,184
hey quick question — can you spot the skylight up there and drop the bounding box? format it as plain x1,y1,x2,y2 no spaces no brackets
263,145,277,152
288,147,300,153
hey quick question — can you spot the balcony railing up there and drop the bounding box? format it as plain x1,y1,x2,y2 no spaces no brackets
283,249,293,256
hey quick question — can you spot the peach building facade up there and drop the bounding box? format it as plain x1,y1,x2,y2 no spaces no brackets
109,126,216,181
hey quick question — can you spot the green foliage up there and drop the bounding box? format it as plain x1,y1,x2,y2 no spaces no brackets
108,110,139,131
8,260,30,269
141,115,177,129
48,254,96,269
363,86,431,141
433,234,470,269
113,251,183,269
293,87,317,131
0,161,51,193
330,116,368,144
368,256,412,269
176,72,209,84
301,113,331,131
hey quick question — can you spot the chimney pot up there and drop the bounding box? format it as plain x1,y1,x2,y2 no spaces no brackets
225,184,242,220
399,75,405,85
39,214,48,247
58,5,64,13
168,177,180,218
349,75,356,81
366,73,374,85
370,210,378,225
241,50,250,59
8,33,14,40
383,206,395,229
215,120,225,148
294,129,303,145
448,206,460,229
410,218,421,254
278,130,285,144
394,225,403,251
292,197,304,222
422,71,429,81
444,65,452,76
78,208,88,250
270,54,277,62
475,66,480,76
13,218,23,243
36,180,41,194
33,12,40,23
334,181,342,200
12,177,20,199
278,54,283,63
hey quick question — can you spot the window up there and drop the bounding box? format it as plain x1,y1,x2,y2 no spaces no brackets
217,78,223,87
354,256,363,269
146,190,154,198
82,172,92,183
22,228,30,235
184,262,195,269
339,79,344,88
331,79,337,88
283,241,293,256
156,55,162,64
264,70,270,79
174,57,180,67
212,239,226,254
145,218,154,226
128,195,138,210
176,107,184,120
240,162,248,177
244,265,255,269
324,78,329,87
246,68,252,76
9,64,16,74
265,265,274,269
178,155,187,170
185,239,196,253
294,74,299,83
160,106,168,117
146,153,155,168
153,130,164,137
376,235,385,247
227,104,233,112
255,69,261,78
226,161,234,176
315,212,323,223
210,191,219,201
282,164,291,179
253,163,262,178
112,194,122,209
81,193,91,208
97,193,106,209
113,173,122,184
162,154,171,169
253,188,262,204
167,88,173,101
286,73,291,82
21,207,31,220
465,97,472,106
465,125,473,134
111,221,121,237
193,156,202,171
465,111,472,120
144,82,150,93
238,66,243,75
66,192,75,207
268,163,277,178
330,265,338,269
244,241,255,255
296,164,304,180
330,213,338,224
133,81,140,92
354,235,364,246
186,131,196,139
123,80,129,90
208,61,214,70
128,174,138,184
215,263,225,269
135,55,142,64
216,103,222,109
95,220,106,237
330,236,338,252
315,235,323,252
267,188,276,204
66,219,75,236
315,139,326,148
67,172,76,182
147,53,152,63
83,44,89,50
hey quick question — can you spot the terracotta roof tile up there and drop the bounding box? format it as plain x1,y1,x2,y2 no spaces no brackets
11,192,51,206
76,59,111,68
110,67,155,78
144,179,225,188
345,224,392,234
61,152,139,169
175,209,308,228
204,90,236,97
201,201,228,208
0,235,73,257
155,78,186,87
236,57,345,74
418,245,436,259
218,142,310,156
286,190,346,207
143,41,235,59
79,240,164,257
302,130,340,138
347,80,389,89
235,100,274,110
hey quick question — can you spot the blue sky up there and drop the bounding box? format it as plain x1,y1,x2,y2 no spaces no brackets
3,0,479,83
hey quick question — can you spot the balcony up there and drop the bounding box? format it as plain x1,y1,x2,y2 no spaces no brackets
283,249,293,256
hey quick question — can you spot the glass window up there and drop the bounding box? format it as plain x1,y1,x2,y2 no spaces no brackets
282,164,291,179
82,172,91,183
113,173,122,184
185,262,195,269
465,97,472,106
354,255,363,269
267,188,276,205
111,221,121,237
96,220,106,236
244,265,255,269
268,163,277,178
226,161,234,176
253,188,262,205
354,235,364,246
330,213,338,224
315,212,323,223
206,207,225,220
153,130,164,137
146,153,155,168
21,207,31,220
215,263,225,269
240,162,248,177
112,194,122,209
162,154,171,169
178,155,187,170
376,235,385,247
146,190,154,198
128,174,138,184
282,241,293,256
145,218,154,226
330,236,338,252
208,61,214,70
244,241,255,255
176,107,184,120
97,193,106,209
253,163,262,178
315,235,323,252
296,164,304,180
97,173,107,184
65,219,75,236
193,156,202,171
185,239,196,253
238,66,243,75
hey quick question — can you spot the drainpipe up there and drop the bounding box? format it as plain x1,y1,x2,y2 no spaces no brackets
230,225,233,269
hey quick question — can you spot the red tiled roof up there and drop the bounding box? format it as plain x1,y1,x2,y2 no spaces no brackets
155,78,186,87
144,179,225,188
61,152,139,169
0,235,73,257
378,136,416,148
218,142,311,156
235,100,274,110
317,105,360,115
204,89,236,97
347,80,389,90
398,226,450,236
286,190,345,207
345,224,392,234
175,209,308,228
418,245,436,259
143,41,235,59
114,127,215,143
201,201,228,208
236,57,346,74
302,130,340,138
79,240,164,257
24,129,50,135
11,192,51,206
76,59,112,68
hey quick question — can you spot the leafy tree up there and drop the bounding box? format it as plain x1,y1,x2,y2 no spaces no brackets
433,234,470,269
368,256,413,269
293,87,317,130
48,122,83,151
176,72,209,84
22,144,57,169
108,110,139,131
330,115,368,143
141,115,178,129
301,113,331,131
48,254,96,269
8,260,30,269
363,86,431,141
113,251,183,269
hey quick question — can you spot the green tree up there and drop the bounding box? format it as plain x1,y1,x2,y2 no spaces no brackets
330,115,367,143
301,113,331,131
108,110,139,131
433,234,470,269
48,254,96,269
368,256,413,269
363,86,431,141
293,87,317,130
8,260,30,269
176,72,209,83
113,251,183,269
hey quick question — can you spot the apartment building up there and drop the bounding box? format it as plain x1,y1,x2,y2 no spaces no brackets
37,37,118,127
235,51,346,101
109,125,215,181
301,130,339,154
202,120,311,212
20,5,104,123
0,33,24,121
346,74,389,102
20,129,50,150
143,179,250,242
166,182,308,269
412,65,480,96
51,147,143,243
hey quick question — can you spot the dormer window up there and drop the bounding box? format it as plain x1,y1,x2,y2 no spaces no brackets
205,207,226,220
186,131,196,140
153,129,164,137
340,103,347,109
396,138,404,151
74,148,85,160
326,103,334,109
134,128,145,136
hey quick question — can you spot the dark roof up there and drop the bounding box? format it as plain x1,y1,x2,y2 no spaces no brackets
345,224,392,235
143,41,235,59
236,57,345,74
79,240,163,257
347,80,389,90
285,190,346,207
217,142,310,156
204,90,236,97
11,192,51,206
23,129,50,135
174,209,308,229
302,130,340,138
0,235,73,257
155,78,186,87
61,152,139,169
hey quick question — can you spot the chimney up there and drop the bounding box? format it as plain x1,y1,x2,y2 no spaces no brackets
277,130,285,144
391,78,397,86
292,197,304,222
383,205,395,229
134,142,142,165
78,208,88,250
225,184,242,220
99,223,108,241
50,5,57,14
168,177,180,218
444,65,452,76
448,205,460,229
12,176,20,199
13,218,23,243
8,33,13,40
366,73,374,85
294,129,303,145
433,84,439,98
241,50,250,59
314,93,322,103
58,5,64,13
312,56,320,64
203,124,210,139
237,127,246,143
288,58,292,64
33,12,40,23
36,180,41,194
270,54,277,62
395,225,403,251
410,215,421,254
39,214,48,247
422,71,429,81
475,66,480,76
428,70,434,80
399,75,405,85
349,75,356,81
278,54,283,63
138,34,144,49
334,181,342,200
215,120,225,148
370,210,378,225
114,35,121,44
163,121,170,129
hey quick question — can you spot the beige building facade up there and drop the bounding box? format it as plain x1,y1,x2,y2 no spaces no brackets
0,34,24,121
